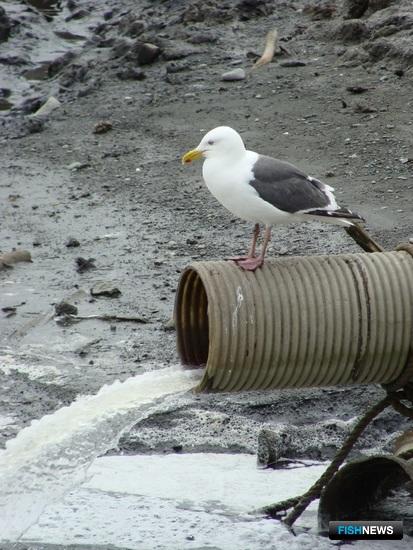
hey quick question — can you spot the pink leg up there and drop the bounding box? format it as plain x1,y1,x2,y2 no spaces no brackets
236,225,272,271
227,223,260,261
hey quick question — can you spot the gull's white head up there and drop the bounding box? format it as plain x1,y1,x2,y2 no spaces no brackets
182,126,246,164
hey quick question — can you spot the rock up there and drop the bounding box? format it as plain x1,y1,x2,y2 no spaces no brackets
0,52,29,65
335,20,369,42
132,42,161,65
67,161,89,171
279,60,307,67
166,61,189,74
0,6,11,43
165,73,184,85
303,4,336,20
2,306,16,318
182,2,234,24
354,102,377,113
20,96,46,115
221,68,246,81
65,9,89,22
346,85,369,93
118,13,146,38
76,257,96,273
90,281,121,298
163,318,176,331
257,428,292,468
237,0,275,20
365,37,413,64
93,121,112,134
55,301,78,316
116,67,146,80
187,31,218,44
0,116,44,139
339,46,370,66
369,0,396,12
30,96,61,118
65,237,80,248
343,0,369,19
162,43,199,61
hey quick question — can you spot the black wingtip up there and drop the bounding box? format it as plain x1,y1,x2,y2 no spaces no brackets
306,208,365,222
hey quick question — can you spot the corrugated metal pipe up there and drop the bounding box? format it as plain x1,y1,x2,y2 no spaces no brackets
318,431,413,534
175,246,413,393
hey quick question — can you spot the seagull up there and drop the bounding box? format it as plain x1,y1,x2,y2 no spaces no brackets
182,126,364,271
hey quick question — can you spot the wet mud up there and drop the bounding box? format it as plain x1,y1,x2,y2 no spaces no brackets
1,0,413,515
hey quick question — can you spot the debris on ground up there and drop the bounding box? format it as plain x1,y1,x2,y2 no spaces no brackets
90,281,121,297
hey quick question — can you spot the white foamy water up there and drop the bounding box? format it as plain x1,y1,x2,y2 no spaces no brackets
0,365,201,541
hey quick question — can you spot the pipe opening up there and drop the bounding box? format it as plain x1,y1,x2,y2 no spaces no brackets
175,267,209,369
318,457,413,534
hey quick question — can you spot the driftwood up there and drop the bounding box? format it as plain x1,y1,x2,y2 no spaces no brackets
251,29,280,70
345,223,384,253
57,313,148,324
0,250,32,270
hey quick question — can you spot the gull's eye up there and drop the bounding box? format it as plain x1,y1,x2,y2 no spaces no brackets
208,140,214,146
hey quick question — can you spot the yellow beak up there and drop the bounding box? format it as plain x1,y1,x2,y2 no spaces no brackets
181,149,203,165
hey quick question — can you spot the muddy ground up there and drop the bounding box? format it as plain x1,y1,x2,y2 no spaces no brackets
0,0,413,540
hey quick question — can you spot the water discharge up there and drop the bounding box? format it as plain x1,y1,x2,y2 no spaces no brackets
0,365,202,541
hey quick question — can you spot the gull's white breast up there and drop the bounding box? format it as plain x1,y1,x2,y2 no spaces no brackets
202,150,293,224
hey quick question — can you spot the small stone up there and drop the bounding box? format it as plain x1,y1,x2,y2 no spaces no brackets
67,161,89,171
325,170,335,177
257,428,292,469
409,237,413,244
93,121,112,134
163,318,176,331
91,281,121,298
166,61,189,74
55,301,78,316
134,42,161,65
346,85,369,94
30,96,61,118
343,0,369,19
65,237,80,247
116,67,146,80
187,31,217,44
394,68,404,78
279,60,307,67
221,68,246,81
354,102,377,114
162,44,198,61
2,306,16,318
76,257,96,273
0,6,11,43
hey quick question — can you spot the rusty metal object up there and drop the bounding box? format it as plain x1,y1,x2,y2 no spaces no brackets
318,454,413,534
175,249,413,392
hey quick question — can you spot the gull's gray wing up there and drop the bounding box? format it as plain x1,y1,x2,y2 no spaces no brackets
249,155,332,214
